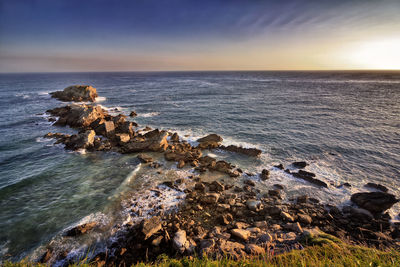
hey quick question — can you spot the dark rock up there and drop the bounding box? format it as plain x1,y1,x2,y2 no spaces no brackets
137,154,153,163
197,134,222,149
364,182,389,193
220,145,262,157
50,85,98,102
274,164,284,170
170,132,180,142
64,130,96,150
260,169,270,180
244,180,255,186
292,170,327,188
351,192,398,215
129,111,137,117
292,161,308,169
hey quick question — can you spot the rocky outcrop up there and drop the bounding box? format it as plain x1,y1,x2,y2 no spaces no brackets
48,104,107,128
220,145,262,157
291,170,328,188
197,134,223,149
65,222,97,236
50,85,98,102
351,192,398,215
120,130,169,153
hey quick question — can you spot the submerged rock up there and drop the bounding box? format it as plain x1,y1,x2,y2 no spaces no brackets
292,161,308,169
292,170,328,188
351,192,398,215
50,85,98,102
364,182,389,193
220,145,261,157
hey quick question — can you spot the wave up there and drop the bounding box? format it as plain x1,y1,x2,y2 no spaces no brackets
139,112,160,118
95,96,106,102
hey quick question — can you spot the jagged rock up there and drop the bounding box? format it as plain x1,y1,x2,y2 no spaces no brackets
137,154,153,163
297,214,312,225
142,216,162,240
48,104,107,128
65,130,96,150
268,189,282,199
50,85,98,102
120,130,169,153
199,239,215,254
244,180,255,186
292,161,307,169
245,244,265,255
200,193,220,204
218,213,233,225
65,222,97,236
231,229,251,241
197,134,222,149
351,192,398,214
129,111,137,117
220,145,261,157
173,230,189,254
115,121,135,136
194,182,206,192
292,170,328,188
170,132,179,142
260,169,270,180
219,240,245,260
364,182,389,193
115,133,130,143
281,211,294,222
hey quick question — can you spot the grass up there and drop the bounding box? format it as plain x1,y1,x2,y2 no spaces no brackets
4,233,400,267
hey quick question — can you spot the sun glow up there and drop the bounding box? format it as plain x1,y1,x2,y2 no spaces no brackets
347,37,400,70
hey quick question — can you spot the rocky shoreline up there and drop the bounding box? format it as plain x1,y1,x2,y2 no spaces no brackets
39,85,400,266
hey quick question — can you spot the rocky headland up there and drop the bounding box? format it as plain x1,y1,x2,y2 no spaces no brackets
39,85,400,266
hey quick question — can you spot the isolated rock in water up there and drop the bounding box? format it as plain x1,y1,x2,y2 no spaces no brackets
260,169,270,180
173,230,189,254
364,182,389,193
351,192,398,214
197,134,223,149
50,85,98,102
292,161,308,169
142,216,162,240
65,222,97,236
220,145,262,157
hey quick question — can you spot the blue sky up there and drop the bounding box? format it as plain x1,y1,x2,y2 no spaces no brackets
1,0,400,72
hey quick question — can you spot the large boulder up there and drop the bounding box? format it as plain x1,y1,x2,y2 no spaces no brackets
50,85,98,102
120,129,169,153
48,104,107,128
197,134,223,149
351,192,398,215
141,216,162,240
220,145,261,157
64,130,96,150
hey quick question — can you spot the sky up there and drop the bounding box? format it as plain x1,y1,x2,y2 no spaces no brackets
1,0,400,72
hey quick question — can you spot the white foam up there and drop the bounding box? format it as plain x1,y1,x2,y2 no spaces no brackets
38,91,50,96
35,137,53,143
95,96,107,102
139,112,160,118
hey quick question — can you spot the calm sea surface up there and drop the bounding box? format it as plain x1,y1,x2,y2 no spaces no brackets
0,71,399,261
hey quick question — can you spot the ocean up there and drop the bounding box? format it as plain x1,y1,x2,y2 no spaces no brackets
0,71,399,262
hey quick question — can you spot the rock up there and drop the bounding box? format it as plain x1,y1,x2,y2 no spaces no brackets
244,180,255,186
234,222,250,229
268,189,282,199
364,182,389,193
219,240,245,260
173,230,189,254
194,182,206,192
231,229,251,241
292,161,307,169
260,169,270,180
281,211,294,222
129,111,137,117
220,145,262,157
121,130,169,153
246,200,261,211
50,85,98,102
351,192,398,214
284,222,303,233
258,233,274,243
200,239,215,254
209,181,225,192
200,193,220,204
197,134,223,149
142,216,162,240
137,154,153,163
115,121,135,136
297,195,308,203
292,170,328,188
177,160,185,168
65,130,95,150
48,104,107,128
297,214,312,224
65,222,97,236
218,213,233,225
170,132,180,142
274,163,284,170
151,236,163,246
115,133,130,143
245,244,265,255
